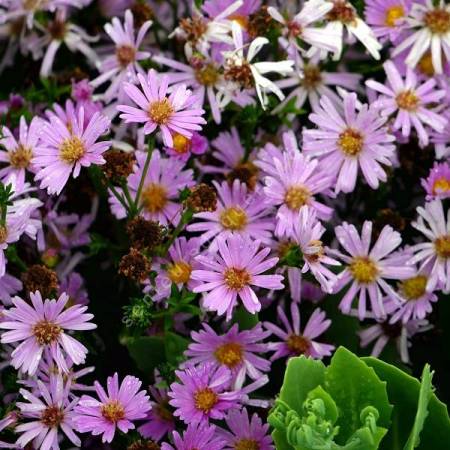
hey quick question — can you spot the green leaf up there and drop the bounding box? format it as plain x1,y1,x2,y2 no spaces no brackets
403,365,434,450
125,336,166,375
232,306,259,330
307,385,339,424
363,357,450,450
164,332,188,365
325,347,393,444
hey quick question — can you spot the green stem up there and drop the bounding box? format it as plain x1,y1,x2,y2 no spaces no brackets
161,208,193,254
134,139,154,213
109,185,130,214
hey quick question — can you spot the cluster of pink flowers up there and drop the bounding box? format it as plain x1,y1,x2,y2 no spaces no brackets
0,0,449,448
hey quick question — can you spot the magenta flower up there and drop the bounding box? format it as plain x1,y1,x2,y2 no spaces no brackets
164,131,208,161
33,106,111,195
217,408,274,450
0,291,96,375
0,116,39,192
191,235,284,320
75,373,151,443
118,69,206,147
421,162,450,200
168,363,242,425
264,302,334,361
366,61,447,146
187,179,274,249
303,93,396,194
330,221,415,320
15,375,80,450
184,323,271,386
161,422,225,450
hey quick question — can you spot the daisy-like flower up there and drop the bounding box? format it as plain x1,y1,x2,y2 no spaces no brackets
330,221,415,320
267,0,339,55
324,0,382,60
282,207,340,293
0,291,96,375
109,150,194,225
217,408,274,450
33,106,111,195
187,179,273,249
366,60,447,147
410,199,450,293
264,303,334,361
221,22,294,109
0,116,40,191
184,323,271,386
91,10,152,103
161,422,225,450
392,0,450,74
421,162,450,200
74,373,151,443
191,234,284,320
118,69,206,147
259,140,334,235
364,0,411,43
15,375,80,450
303,93,396,194
164,131,207,161
273,54,361,114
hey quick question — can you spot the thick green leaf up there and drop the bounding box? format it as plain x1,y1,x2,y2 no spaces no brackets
126,336,166,374
164,332,189,365
232,306,259,330
325,347,392,444
307,385,339,424
363,357,450,450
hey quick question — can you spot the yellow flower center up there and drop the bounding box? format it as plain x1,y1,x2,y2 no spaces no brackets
235,439,260,450
195,63,220,86
40,405,64,428
399,275,427,301
224,267,251,290
301,65,322,90
23,0,45,10
194,388,218,413
349,256,379,284
116,45,136,67
434,235,450,258
171,133,191,154
9,144,33,169
141,183,168,213
338,128,364,156
396,90,420,111
214,342,243,368
101,400,125,423
284,185,311,210
33,321,62,345
424,8,450,35
220,206,248,230
167,261,192,284
384,5,405,27
418,52,435,76
59,136,85,163
148,99,173,125
432,177,450,195
286,334,311,355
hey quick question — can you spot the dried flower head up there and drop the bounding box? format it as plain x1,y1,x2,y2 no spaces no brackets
186,184,217,212
21,264,59,298
119,248,151,282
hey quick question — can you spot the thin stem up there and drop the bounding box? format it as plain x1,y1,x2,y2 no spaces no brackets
161,207,193,254
109,185,130,214
134,138,154,213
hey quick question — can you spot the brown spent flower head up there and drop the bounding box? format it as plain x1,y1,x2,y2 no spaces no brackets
126,217,164,250
118,248,151,282
103,149,135,184
186,183,217,212
248,6,277,39
128,440,161,450
226,162,259,191
373,208,406,240
22,264,59,298
131,1,154,28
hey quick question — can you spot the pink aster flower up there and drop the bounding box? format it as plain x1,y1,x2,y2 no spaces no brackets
410,199,450,293
0,291,96,375
118,69,206,147
161,422,225,450
164,131,207,161
109,150,194,225
191,234,284,320
187,179,274,249
33,106,111,195
184,323,271,387
74,373,151,443
217,408,274,450
365,60,447,147
330,221,415,320
91,10,152,103
281,207,340,293
0,116,40,191
264,302,334,361
421,162,450,200
303,93,396,194
15,375,80,450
